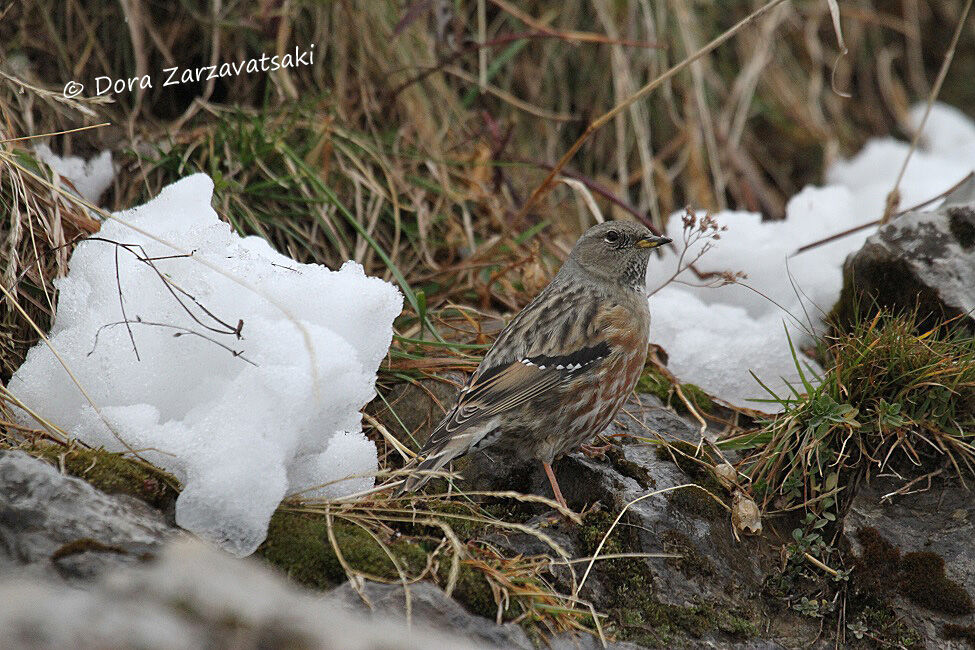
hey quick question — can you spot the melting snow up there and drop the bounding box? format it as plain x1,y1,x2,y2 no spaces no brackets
9,174,402,556
35,144,115,204
647,103,975,410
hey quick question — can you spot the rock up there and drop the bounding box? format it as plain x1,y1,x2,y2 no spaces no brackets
0,537,493,650
325,580,533,648
836,175,975,330
460,395,814,648
844,474,975,649
0,450,175,582
325,581,650,649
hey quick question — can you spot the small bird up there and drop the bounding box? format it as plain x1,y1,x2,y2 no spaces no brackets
396,220,671,508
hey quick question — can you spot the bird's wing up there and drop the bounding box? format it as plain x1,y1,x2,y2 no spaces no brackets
420,340,611,454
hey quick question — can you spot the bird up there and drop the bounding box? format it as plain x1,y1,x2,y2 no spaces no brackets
396,220,671,509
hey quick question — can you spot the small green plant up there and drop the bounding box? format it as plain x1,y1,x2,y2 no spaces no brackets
727,311,975,521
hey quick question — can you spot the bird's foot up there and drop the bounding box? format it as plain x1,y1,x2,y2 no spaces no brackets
580,442,612,459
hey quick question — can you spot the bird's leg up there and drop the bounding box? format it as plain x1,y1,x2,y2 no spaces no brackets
542,462,569,511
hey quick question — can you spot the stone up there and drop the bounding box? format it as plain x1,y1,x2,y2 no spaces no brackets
836,175,975,330
325,580,653,649
325,580,533,648
0,537,493,650
844,474,975,649
0,450,175,582
458,395,814,647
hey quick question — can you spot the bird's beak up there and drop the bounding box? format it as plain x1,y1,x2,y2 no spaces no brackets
635,235,672,249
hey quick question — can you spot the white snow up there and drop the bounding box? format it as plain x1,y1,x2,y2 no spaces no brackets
647,102,975,411
9,173,402,556
35,144,115,204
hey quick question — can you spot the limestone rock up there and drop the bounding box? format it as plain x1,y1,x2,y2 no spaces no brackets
0,450,175,582
325,581,651,650
0,538,492,649
844,475,975,649
836,175,975,329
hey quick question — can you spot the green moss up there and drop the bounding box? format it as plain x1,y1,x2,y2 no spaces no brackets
666,486,725,520
654,440,711,480
636,365,713,414
257,511,428,589
637,365,672,402
679,383,714,413
605,447,654,490
256,510,503,620
577,510,756,645
442,563,501,620
30,445,178,509
661,530,714,578
653,441,727,520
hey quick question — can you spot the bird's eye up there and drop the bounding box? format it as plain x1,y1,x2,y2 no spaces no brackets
604,230,620,244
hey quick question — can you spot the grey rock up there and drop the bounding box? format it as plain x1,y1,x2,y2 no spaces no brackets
325,580,533,648
0,450,175,581
0,538,492,650
461,395,804,648
472,396,773,608
844,474,975,649
325,580,652,650
837,175,975,329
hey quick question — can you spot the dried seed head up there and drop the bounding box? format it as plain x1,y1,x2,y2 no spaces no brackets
713,462,738,490
731,490,762,540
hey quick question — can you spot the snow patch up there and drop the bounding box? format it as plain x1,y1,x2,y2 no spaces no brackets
647,102,975,410
9,174,402,556
35,144,115,204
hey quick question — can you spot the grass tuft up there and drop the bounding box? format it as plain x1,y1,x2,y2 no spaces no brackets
727,310,975,520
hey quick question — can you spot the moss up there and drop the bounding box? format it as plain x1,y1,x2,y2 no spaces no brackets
852,527,973,617
636,365,713,414
256,510,503,620
852,527,901,596
637,365,672,402
944,623,975,647
605,446,654,489
900,551,973,616
442,563,502,620
661,530,714,578
666,486,725,520
257,511,429,589
30,445,178,510
679,383,714,414
654,440,712,481
50,537,127,561
654,441,726,521
577,510,756,645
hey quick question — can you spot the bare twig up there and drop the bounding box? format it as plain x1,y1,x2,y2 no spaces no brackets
88,317,257,366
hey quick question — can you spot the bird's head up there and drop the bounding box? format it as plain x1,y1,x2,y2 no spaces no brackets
568,220,671,289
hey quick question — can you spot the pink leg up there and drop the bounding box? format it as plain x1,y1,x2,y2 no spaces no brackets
543,462,569,510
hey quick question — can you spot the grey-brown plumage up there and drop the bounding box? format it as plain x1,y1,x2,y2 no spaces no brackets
396,220,670,507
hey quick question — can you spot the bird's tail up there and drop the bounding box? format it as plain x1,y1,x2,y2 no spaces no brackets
392,445,455,497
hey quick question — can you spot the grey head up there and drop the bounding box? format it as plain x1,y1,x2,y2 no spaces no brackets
565,220,671,289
